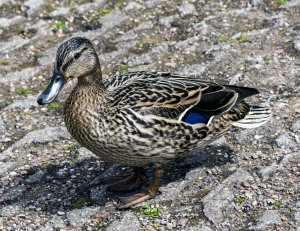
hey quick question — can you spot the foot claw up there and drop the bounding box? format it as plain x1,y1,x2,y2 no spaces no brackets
118,192,152,209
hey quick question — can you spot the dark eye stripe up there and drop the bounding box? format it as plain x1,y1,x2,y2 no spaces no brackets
75,47,88,59
61,47,89,72
62,59,73,72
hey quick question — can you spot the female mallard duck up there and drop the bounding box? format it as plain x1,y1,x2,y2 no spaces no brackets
37,37,270,208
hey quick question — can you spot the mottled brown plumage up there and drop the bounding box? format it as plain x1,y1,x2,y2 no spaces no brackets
37,37,270,208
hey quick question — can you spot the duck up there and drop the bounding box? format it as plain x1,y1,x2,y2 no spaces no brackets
37,37,270,209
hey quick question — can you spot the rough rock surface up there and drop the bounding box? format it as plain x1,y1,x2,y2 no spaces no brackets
202,169,254,225
250,210,281,230
107,212,141,231
0,0,299,230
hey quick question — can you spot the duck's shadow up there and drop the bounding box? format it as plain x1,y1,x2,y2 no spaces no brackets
0,145,235,214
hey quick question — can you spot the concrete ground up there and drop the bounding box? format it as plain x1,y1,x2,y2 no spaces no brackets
0,0,299,230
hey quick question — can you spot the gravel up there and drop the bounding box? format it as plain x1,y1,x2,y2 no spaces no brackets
179,2,196,16
25,170,45,184
0,36,30,54
0,117,6,135
42,215,66,230
66,207,101,228
0,0,299,230
202,169,253,225
107,212,141,231
251,210,281,230
293,39,300,53
293,202,300,222
4,94,40,110
0,67,41,84
291,117,300,132
22,0,45,16
0,185,27,203
275,133,297,150
1,126,69,161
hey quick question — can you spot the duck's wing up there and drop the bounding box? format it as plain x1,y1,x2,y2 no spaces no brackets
105,72,204,119
104,72,258,122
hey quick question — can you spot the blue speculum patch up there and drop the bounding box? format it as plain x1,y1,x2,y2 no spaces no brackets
182,111,211,125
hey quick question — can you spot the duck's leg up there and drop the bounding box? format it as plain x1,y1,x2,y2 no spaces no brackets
100,167,142,192
118,167,163,209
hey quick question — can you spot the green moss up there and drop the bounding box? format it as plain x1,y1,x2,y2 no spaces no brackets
86,11,100,24
263,56,273,61
18,87,30,94
16,27,26,35
273,200,283,209
69,153,80,163
85,9,112,27
234,196,245,204
237,34,251,43
139,204,161,218
74,197,93,209
52,20,67,30
273,0,288,4
97,8,112,16
121,64,129,74
65,143,75,151
137,41,145,48
151,223,160,228
34,51,44,59
1,58,9,65
49,102,59,110
218,35,230,43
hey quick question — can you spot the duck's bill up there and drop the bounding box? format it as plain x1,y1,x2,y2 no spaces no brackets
37,73,65,105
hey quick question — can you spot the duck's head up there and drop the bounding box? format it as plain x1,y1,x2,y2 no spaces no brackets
37,37,100,105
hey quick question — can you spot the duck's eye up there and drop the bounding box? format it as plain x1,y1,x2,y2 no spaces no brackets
74,53,80,59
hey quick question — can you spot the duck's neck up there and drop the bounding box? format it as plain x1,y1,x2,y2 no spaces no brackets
77,68,104,87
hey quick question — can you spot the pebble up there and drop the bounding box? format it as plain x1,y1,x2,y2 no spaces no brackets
179,2,196,16
10,171,18,177
249,0,263,7
22,0,45,15
177,218,189,227
291,117,300,133
202,176,212,183
124,2,142,11
20,171,27,175
275,133,296,149
241,181,251,188
293,39,300,52
166,223,173,229
0,118,6,135
25,170,45,184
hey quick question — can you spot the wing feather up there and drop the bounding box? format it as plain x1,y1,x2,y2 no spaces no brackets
104,72,205,119
103,72,255,121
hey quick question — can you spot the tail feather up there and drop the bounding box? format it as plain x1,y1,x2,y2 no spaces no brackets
224,85,259,103
232,106,270,128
